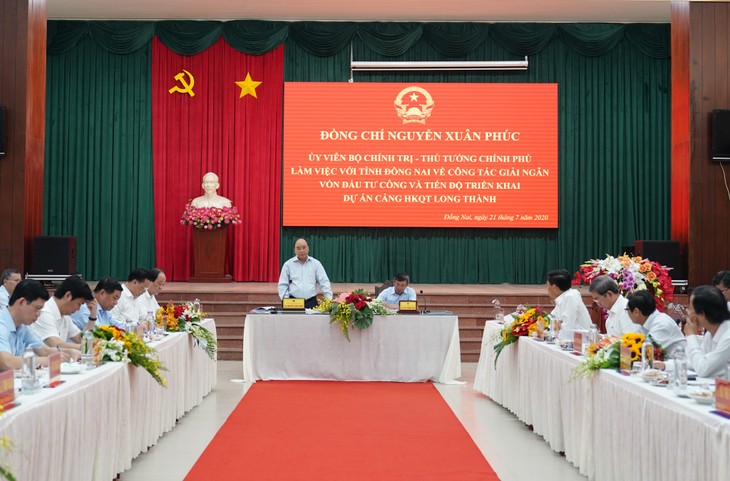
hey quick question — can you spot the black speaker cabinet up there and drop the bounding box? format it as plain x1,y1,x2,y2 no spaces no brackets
31,236,77,275
713,109,730,161
634,240,685,280
0,105,6,156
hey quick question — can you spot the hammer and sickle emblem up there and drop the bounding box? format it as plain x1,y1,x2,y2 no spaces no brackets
168,70,195,97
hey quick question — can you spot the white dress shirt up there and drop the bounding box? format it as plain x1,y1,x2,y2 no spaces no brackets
640,310,686,355
136,290,160,317
686,320,730,378
550,289,592,339
605,295,641,337
110,284,142,325
0,285,9,312
30,297,81,343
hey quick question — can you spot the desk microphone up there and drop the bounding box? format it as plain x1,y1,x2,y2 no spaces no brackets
419,289,428,314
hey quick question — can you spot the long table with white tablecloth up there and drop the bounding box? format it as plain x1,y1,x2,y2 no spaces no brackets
473,321,730,481
243,313,461,383
0,319,217,481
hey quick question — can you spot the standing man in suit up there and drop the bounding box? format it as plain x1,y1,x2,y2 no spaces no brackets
278,238,332,309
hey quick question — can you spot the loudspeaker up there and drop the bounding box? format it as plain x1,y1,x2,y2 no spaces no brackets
634,240,685,280
712,109,730,161
0,105,6,156
30,236,77,275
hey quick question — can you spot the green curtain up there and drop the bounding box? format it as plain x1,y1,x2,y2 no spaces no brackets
45,36,155,279
282,23,671,284
45,21,670,283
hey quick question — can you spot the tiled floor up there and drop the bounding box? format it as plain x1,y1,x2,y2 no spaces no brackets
119,362,586,481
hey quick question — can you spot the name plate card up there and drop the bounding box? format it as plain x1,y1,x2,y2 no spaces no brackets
715,378,730,415
619,345,632,374
573,331,584,354
49,352,62,387
0,370,14,408
282,298,305,310
398,300,418,312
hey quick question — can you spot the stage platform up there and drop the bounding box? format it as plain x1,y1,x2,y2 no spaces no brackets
158,282,689,362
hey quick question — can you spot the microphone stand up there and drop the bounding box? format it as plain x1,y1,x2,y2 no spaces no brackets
419,289,428,314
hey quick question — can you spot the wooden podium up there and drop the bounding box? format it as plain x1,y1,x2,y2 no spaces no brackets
190,226,233,282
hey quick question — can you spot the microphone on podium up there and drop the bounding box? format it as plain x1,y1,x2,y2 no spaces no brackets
419,289,428,314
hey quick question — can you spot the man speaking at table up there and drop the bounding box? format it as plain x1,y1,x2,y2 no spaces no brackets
278,238,332,309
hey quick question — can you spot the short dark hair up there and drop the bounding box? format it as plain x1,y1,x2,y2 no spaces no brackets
146,268,163,283
546,269,572,292
627,290,656,316
691,285,730,325
712,270,730,289
127,268,149,283
9,279,50,306
393,272,410,283
588,275,619,295
94,277,123,294
1,268,19,284
54,275,93,301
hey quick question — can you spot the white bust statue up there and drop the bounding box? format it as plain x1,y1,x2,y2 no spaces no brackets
191,172,232,208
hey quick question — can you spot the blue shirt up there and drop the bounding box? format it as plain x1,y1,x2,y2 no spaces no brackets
376,286,417,306
70,303,91,331
0,308,43,356
0,286,9,312
277,256,332,300
95,305,122,329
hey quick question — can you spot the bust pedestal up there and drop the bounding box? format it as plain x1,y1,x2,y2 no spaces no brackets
189,227,233,283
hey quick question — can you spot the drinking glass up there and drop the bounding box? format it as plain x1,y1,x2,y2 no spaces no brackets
631,361,643,375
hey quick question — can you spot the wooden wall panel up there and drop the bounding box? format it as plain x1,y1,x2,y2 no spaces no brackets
0,0,46,273
685,2,730,285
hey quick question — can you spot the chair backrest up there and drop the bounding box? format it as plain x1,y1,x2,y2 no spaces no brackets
374,280,393,296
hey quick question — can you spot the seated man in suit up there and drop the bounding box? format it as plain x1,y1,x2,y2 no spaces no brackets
0,279,79,370
376,272,417,310
546,269,592,339
0,268,21,311
626,289,686,356
30,275,94,351
589,275,641,336
111,268,149,327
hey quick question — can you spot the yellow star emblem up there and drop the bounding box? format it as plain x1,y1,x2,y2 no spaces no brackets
235,73,262,99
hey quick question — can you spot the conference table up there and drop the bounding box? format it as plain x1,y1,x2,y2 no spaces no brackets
473,321,730,481
0,319,217,481
243,313,461,383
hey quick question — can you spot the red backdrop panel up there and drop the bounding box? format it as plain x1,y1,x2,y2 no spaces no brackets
152,37,283,281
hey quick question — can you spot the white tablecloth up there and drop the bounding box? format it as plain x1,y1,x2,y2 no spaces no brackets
0,319,217,481
243,313,461,383
474,321,730,481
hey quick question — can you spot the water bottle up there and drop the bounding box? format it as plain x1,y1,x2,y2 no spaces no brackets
193,298,201,318
588,324,599,344
492,299,504,323
124,318,135,334
671,345,688,395
81,329,94,366
21,347,40,394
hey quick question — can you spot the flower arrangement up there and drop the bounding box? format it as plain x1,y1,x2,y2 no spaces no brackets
493,306,551,366
573,254,674,310
156,303,218,360
92,325,167,386
180,203,242,230
314,289,393,341
573,332,653,378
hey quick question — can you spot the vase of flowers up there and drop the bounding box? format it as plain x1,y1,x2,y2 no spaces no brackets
493,305,551,367
573,254,674,310
314,289,393,341
180,204,242,230
92,325,167,386
156,303,218,360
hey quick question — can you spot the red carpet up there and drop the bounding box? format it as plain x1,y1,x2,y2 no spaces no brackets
185,381,499,481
